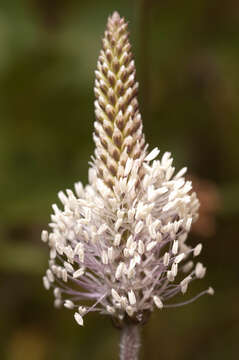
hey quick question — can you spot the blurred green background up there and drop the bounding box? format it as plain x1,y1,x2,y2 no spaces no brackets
0,0,238,359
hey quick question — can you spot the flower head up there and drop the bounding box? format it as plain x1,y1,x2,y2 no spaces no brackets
41,11,213,327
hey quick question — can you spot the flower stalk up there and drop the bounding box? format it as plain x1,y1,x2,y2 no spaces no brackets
120,324,141,360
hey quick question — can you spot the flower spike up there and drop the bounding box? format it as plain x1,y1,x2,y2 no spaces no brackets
41,11,212,334
93,11,146,190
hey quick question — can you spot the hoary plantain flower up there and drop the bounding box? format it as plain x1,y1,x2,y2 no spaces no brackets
41,11,214,359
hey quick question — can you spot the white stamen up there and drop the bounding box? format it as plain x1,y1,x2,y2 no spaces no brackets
172,263,178,277
146,241,157,252
43,276,50,290
145,147,160,162
73,268,85,278
172,240,178,255
175,253,185,264
161,152,171,166
185,217,192,231
108,247,114,262
207,287,215,295
41,230,48,243
101,251,108,265
97,224,108,235
138,240,145,255
180,275,192,294
74,312,84,326
106,305,115,314
163,252,170,266
50,248,56,260
74,243,84,263
115,262,124,280
112,289,121,303
62,269,68,282
128,242,137,257
135,221,144,234
134,253,141,264
120,296,128,308
54,288,61,298
123,248,130,258
114,234,121,246
153,295,163,309
64,261,74,274
115,218,123,231
163,201,175,212
180,275,192,288
124,158,133,177
167,271,175,282
64,300,75,309
195,262,206,279
181,283,188,294
58,191,68,205
126,235,133,248
128,290,136,305
194,243,202,257
128,208,135,222
126,306,134,316
175,167,187,179
46,269,54,282
78,306,87,315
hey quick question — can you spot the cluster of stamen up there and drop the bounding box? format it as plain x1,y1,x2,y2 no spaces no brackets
41,12,213,328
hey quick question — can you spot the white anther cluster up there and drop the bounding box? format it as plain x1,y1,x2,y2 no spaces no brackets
41,11,213,327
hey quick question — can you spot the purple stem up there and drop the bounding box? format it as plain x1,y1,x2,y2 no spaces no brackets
120,324,141,360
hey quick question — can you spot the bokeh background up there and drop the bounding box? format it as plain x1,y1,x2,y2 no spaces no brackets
0,0,239,359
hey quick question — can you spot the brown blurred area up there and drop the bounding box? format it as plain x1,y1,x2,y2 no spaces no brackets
0,0,239,359
189,175,221,238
